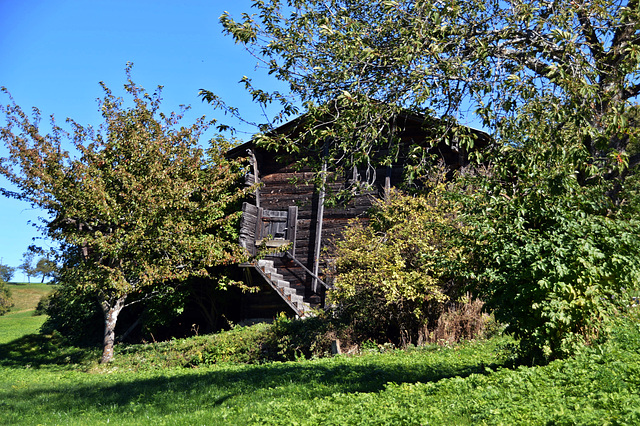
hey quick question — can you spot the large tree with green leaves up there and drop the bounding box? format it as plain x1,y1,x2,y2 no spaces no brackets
216,0,640,359
0,68,248,363
218,0,640,184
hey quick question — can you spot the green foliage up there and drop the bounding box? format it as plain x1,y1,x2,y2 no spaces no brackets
465,137,640,360
329,184,467,346
262,312,359,360
0,263,14,282
183,323,271,367
0,65,249,362
0,280,12,315
34,257,58,283
33,293,50,316
40,282,103,346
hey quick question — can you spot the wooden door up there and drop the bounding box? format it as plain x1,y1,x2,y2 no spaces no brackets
239,202,297,257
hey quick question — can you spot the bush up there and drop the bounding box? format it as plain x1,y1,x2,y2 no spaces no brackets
184,312,360,366
0,279,12,315
34,293,51,316
262,312,360,360
184,323,272,366
329,184,468,347
466,151,640,361
40,282,103,346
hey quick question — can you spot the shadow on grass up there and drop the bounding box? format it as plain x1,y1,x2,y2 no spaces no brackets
0,342,504,420
0,333,98,368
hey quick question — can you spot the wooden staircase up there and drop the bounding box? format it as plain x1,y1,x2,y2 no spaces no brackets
253,259,314,318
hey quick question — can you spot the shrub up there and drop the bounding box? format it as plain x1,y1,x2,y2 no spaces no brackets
466,154,640,361
184,323,272,366
260,312,360,360
34,293,50,316
0,279,12,315
40,281,103,346
329,184,468,347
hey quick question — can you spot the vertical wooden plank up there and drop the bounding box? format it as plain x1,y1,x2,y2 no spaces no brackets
239,202,258,256
248,149,261,208
312,146,328,293
385,165,392,200
255,207,264,246
287,205,298,257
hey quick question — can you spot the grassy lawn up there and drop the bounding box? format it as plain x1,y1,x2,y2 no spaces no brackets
1,325,639,425
0,284,638,425
6,282,55,313
0,282,55,344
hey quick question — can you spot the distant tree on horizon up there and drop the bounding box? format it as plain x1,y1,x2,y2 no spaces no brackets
18,251,36,283
0,262,15,283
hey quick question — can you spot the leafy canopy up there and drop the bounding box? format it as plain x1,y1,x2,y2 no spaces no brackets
219,0,640,185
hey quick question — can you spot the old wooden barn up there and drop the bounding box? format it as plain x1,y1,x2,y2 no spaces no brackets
226,111,488,320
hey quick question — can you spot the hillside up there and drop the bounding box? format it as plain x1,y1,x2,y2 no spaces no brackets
0,299,638,424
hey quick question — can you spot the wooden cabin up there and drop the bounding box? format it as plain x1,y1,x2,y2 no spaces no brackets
226,111,488,319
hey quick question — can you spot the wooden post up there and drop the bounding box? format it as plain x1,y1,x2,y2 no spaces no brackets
247,148,260,208
385,165,392,200
286,206,298,256
312,142,329,293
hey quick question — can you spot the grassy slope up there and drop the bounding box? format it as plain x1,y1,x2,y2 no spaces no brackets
0,287,638,425
0,282,54,344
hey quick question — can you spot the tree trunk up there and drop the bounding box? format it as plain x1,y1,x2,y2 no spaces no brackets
100,296,126,364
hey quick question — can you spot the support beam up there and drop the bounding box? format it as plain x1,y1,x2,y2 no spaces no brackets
247,148,260,208
312,143,328,293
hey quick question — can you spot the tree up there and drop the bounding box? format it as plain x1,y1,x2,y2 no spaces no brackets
215,0,640,359
18,251,37,283
0,66,249,363
34,257,58,283
462,149,640,360
217,0,640,187
0,263,15,282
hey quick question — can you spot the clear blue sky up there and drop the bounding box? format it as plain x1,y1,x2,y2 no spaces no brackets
0,0,277,278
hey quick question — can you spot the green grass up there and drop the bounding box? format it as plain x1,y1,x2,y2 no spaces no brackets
6,282,55,313
0,297,638,424
0,282,55,344
0,338,510,425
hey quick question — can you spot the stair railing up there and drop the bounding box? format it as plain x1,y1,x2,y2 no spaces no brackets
283,252,333,290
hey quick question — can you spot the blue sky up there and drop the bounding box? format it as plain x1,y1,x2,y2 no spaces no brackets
0,0,276,278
